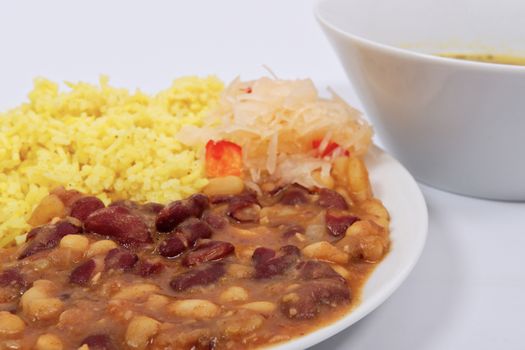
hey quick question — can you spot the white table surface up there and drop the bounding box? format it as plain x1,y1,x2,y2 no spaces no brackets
1,1,525,349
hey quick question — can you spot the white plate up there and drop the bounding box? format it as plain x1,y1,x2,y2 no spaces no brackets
269,145,428,350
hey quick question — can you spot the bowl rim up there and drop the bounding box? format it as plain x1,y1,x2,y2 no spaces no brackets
314,0,525,73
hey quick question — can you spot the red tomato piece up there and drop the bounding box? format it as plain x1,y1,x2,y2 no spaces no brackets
205,140,243,177
312,139,349,158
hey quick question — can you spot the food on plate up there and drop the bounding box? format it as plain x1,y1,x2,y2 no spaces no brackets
178,76,372,187
0,75,390,349
0,181,390,349
0,76,223,247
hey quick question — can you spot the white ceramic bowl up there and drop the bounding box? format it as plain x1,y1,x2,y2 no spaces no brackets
315,0,525,201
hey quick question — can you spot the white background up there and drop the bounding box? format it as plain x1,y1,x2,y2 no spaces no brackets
1,1,525,349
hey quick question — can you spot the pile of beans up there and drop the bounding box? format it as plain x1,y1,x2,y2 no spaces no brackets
0,176,390,349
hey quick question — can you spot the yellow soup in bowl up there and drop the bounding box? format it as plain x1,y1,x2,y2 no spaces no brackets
438,53,525,66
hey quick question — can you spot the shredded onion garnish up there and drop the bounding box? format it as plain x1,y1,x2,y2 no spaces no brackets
178,76,373,187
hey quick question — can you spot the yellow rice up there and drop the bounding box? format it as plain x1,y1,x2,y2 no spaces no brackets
0,76,224,247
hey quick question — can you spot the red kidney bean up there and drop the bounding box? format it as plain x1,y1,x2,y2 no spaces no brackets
279,184,310,205
325,211,358,237
158,236,186,258
282,245,301,255
183,241,234,267
80,334,116,350
55,220,83,236
210,192,257,205
201,211,228,230
25,226,42,242
252,247,276,265
84,206,151,245
136,260,164,277
317,189,349,210
170,262,225,292
70,259,96,286
189,193,209,215
309,277,350,303
156,202,190,232
155,200,191,232
155,194,209,233
282,224,305,239
104,248,138,271
227,194,261,223
298,260,343,280
229,193,258,205
209,195,232,205
228,203,261,223
280,260,350,319
70,196,105,222
0,269,28,291
254,245,300,279
19,221,82,260
19,237,49,260
175,218,213,247
281,277,350,320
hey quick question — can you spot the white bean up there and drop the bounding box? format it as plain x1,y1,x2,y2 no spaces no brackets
220,286,249,303
145,294,170,311
60,234,89,252
125,315,160,349
240,301,276,315
203,176,244,196
35,333,63,350
330,264,350,278
218,311,264,336
302,241,349,264
86,240,118,257
112,284,159,301
168,299,219,319
0,311,25,336
26,298,64,321
20,280,56,315
227,264,253,278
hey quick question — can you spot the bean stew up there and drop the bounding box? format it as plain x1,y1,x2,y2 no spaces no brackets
0,172,390,349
